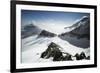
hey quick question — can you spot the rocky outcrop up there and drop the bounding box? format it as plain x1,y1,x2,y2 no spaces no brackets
74,52,90,60
40,42,73,61
40,42,89,61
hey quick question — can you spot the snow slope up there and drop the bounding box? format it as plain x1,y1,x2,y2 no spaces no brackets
22,35,89,63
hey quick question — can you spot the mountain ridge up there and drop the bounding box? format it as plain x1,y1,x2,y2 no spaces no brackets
59,16,90,48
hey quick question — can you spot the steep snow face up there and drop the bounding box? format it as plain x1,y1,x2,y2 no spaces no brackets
64,16,89,30
22,36,89,63
69,16,90,35
59,16,90,48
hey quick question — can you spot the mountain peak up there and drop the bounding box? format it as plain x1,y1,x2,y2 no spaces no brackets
64,16,89,29
59,16,90,48
38,30,56,38
21,23,41,39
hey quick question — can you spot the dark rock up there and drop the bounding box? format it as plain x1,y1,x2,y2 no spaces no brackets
62,53,72,61
74,52,86,60
40,42,73,61
41,52,47,58
41,42,62,59
86,56,90,60
74,53,80,60
53,51,63,61
38,30,56,38
80,52,86,59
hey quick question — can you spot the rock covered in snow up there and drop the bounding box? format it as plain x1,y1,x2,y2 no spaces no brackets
38,30,56,38
41,42,73,61
40,42,89,61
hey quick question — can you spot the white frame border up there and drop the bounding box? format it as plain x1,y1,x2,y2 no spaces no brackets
16,4,95,69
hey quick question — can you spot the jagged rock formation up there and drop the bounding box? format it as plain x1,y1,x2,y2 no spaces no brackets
74,52,87,60
41,42,73,61
41,42,89,61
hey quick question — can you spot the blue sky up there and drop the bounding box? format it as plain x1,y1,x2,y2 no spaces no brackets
21,10,90,26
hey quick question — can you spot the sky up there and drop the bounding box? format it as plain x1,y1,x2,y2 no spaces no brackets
21,10,90,34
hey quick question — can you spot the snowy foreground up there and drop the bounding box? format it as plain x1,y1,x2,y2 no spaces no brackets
22,35,90,63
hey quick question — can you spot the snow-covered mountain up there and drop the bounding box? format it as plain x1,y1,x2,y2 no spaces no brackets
21,23,57,39
21,23,41,39
21,16,90,63
64,16,89,31
38,30,56,38
59,16,90,48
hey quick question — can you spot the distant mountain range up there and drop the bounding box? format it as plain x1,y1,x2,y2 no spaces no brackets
21,23,41,39
22,23,57,39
